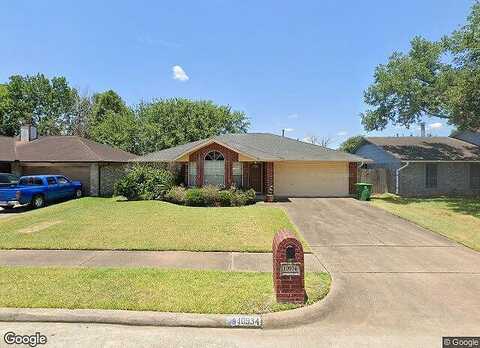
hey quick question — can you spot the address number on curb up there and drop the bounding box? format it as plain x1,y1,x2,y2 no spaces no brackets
226,315,262,328
280,262,300,276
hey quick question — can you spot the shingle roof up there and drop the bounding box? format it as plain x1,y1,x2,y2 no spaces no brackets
0,136,136,163
365,137,480,161
136,133,367,162
0,136,15,161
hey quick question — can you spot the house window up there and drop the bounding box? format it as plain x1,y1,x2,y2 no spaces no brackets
188,162,197,187
233,162,243,188
204,151,225,186
470,163,480,189
425,163,437,188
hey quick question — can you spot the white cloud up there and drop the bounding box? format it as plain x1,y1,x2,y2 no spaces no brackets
172,65,189,81
287,113,299,119
337,131,348,136
283,128,294,132
429,122,443,130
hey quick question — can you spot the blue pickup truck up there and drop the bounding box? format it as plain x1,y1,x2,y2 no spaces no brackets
0,175,82,209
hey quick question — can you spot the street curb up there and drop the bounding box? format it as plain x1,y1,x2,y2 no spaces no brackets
0,277,337,330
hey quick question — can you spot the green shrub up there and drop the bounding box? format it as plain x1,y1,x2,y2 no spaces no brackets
185,188,205,206
201,185,221,206
165,186,187,204
218,190,233,207
114,164,175,200
165,185,256,207
244,189,256,204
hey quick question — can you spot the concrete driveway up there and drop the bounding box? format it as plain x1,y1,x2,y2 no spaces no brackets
279,198,480,341
1,198,479,347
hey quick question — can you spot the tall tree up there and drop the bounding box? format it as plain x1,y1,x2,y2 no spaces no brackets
362,2,480,131
89,90,128,127
135,98,249,153
88,110,139,153
0,74,78,136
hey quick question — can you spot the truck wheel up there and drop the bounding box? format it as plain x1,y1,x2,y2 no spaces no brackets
31,195,45,209
75,189,82,199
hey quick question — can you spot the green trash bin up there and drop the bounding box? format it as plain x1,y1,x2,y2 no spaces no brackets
355,183,373,201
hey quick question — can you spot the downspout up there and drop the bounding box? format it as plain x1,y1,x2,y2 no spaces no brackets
396,162,410,195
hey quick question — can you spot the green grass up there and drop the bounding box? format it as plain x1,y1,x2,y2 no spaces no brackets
371,195,480,251
0,198,308,252
0,267,330,314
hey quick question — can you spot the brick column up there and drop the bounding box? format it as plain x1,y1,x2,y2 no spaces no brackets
348,162,358,195
195,152,204,187
264,162,274,202
225,155,233,187
242,162,250,189
90,163,100,196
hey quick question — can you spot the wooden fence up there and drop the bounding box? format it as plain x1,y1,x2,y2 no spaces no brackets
358,168,389,194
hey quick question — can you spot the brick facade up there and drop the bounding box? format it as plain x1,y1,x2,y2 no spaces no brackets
189,143,239,187
242,162,251,189
272,229,305,304
99,163,128,196
264,162,274,201
348,162,358,195
399,162,480,196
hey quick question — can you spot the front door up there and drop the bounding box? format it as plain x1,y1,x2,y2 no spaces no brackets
250,163,263,193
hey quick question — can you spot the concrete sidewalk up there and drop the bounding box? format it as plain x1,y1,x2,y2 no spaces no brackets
0,250,326,272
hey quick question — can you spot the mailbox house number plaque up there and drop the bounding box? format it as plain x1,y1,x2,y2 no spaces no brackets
280,262,300,276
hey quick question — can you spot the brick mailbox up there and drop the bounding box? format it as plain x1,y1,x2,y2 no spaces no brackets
272,229,305,304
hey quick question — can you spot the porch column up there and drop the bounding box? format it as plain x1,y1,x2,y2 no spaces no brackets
264,162,274,202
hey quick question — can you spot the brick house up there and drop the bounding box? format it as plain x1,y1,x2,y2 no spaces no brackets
355,133,480,196
0,125,137,196
135,133,367,201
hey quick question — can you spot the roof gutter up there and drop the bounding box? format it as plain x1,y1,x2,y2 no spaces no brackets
396,161,410,195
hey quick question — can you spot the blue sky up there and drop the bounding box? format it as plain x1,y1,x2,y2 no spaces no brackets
0,0,473,147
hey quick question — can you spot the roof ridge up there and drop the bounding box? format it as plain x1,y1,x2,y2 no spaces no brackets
213,135,282,159
76,137,102,161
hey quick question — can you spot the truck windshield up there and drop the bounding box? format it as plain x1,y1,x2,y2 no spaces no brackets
19,177,43,186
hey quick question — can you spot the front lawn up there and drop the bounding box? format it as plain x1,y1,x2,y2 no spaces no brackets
0,267,330,314
0,198,307,252
371,195,480,251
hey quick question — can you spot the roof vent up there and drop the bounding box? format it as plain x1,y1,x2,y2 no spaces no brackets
20,124,38,142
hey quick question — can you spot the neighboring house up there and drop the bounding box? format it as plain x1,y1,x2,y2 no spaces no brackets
135,133,367,200
0,125,137,196
355,134,480,196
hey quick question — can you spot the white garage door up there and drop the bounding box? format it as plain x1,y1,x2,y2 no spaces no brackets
274,161,349,197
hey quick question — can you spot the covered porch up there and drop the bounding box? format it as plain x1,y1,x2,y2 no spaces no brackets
174,142,275,201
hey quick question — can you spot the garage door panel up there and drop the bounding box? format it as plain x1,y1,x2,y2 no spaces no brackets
274,162,349,197
21,165,91,193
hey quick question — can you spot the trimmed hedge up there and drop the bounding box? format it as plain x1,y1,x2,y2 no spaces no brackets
165,185,256,207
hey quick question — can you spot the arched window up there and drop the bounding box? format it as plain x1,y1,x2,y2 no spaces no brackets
204,151,225,186
205,151,224,161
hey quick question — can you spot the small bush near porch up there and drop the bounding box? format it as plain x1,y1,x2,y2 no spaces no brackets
0,198,308,252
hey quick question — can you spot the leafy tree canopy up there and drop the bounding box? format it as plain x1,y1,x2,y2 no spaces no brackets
339,135,366,154
0,74,78,136
90,90,128,126
135,98,249,153
362,2,480,131
0,76,249,156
